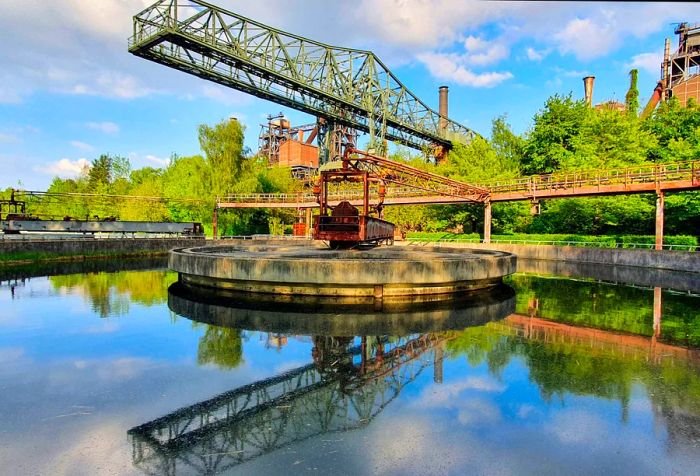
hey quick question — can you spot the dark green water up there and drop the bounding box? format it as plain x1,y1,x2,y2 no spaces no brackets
1,258,699,475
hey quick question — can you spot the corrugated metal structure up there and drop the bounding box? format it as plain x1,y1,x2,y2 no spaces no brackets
2,220,204,236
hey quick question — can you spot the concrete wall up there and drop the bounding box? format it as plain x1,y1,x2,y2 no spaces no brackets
0,237,205,262
410,242,700,274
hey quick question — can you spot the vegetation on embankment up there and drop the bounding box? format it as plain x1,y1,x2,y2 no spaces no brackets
0,249,171,266
406,232,699,249
3,78,699,238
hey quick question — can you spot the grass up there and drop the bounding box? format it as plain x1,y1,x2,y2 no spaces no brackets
0,249,170,266
406,232,698,250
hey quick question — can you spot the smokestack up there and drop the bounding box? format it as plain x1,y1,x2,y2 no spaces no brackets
583,76,595,107
439,86,448,132
662,38,671,99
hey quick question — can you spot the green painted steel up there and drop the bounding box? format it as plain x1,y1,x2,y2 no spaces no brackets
128,0,477,151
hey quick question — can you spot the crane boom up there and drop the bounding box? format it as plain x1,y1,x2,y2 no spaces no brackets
128,0,477,151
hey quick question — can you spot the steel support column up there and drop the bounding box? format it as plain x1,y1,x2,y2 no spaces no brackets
305,208,312,237
484,200,492,244
655,191,664,250
213,207,218,240
433,344,444,384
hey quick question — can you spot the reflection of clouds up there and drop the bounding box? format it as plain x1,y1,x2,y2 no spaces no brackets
274,359,309,374
413,376,505,408
517,403,538,419
457,398,502,425
80,322,120,334
0,309,22,326
52,422,135,475
0,420,136,476
548,409,607,444
0,347,24,364
368,416,470,475
46,357,156,387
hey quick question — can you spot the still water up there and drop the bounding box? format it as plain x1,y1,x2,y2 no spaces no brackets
1,258,699,475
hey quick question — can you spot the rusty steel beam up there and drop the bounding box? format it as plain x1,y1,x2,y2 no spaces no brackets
344,148,489,201
217,178,699,208
489,179,698,202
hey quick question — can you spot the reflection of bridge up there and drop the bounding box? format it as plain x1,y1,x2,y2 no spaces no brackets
503,314,700,367
128,333,450,475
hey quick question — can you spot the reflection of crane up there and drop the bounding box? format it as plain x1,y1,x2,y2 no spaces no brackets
128,333,451,475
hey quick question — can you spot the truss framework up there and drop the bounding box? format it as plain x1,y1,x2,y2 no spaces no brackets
128,0,477,151
343,148,489,202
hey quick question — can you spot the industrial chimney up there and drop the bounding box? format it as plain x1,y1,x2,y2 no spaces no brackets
583,76,595,106
439,86,448,132
662,38,671,99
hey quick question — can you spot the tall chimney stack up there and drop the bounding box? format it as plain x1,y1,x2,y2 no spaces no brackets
662,38,671,99
439,86,448,132
583,76,595,107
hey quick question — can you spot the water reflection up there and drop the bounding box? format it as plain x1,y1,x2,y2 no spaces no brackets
129,333,453,475
126,286,516,474
448,316,700,452
168,281,516,336
1,262,700,474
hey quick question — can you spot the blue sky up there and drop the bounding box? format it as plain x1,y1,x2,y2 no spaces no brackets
1,1,699,190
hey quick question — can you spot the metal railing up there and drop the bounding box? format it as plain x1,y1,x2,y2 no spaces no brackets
405,237,698,252
0,233,204,241
218,160,700,205
483,160,699,194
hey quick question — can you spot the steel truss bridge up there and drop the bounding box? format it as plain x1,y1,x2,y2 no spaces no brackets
128,0,476,152
217,159,700,208
128,333,450,475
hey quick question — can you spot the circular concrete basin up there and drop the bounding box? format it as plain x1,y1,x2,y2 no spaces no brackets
169,242,516,301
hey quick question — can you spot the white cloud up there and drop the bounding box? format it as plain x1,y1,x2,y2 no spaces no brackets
0,133,18,143
144,154,170,167
201,84,252,106
354,0,511,49
628,51,663,76
526,47,549,62
555,18,617,61
69,140,95,152
417,52,513,88
461,35,509,66
34,158,91,178
86,121,119,134
70,71,153,99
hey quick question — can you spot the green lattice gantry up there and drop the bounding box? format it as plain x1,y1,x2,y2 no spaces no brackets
128,0,477,151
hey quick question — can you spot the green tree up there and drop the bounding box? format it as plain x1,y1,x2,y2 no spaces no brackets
569,108,656,169
198,117,246,197
625,69,640,117
522,94,591,174
643,96,700,162
197,326,244,369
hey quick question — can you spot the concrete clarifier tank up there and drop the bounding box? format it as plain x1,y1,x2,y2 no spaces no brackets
169,242,516,304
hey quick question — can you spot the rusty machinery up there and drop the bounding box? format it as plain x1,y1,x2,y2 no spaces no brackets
312,152,394,249
311,148,489,248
